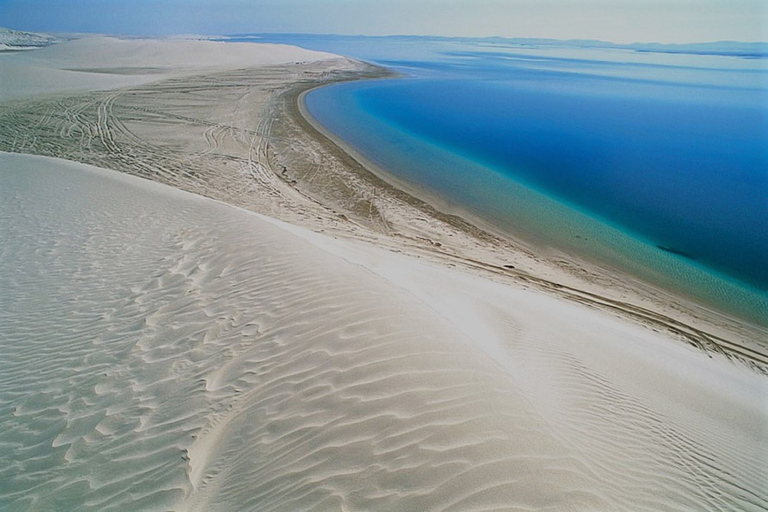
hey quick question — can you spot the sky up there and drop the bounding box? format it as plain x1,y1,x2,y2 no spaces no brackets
1,0,766,44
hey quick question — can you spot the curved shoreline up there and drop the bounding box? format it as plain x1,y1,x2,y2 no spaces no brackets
294,78,545,252
286,65,768,372
295,70,768,318
292,71,553,251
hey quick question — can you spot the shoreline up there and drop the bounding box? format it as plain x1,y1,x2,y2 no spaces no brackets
284,64,768,373
294,70,768,320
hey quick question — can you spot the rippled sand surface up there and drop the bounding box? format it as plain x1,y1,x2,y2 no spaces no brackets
1,152,766,511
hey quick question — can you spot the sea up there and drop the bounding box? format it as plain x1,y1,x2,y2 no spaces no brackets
226,34,768,324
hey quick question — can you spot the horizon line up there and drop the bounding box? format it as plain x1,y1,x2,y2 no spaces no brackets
3,25,768,48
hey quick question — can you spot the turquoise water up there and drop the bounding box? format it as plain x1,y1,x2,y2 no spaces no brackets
248,35,768,323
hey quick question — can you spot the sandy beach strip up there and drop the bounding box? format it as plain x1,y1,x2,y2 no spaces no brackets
1,151,766,511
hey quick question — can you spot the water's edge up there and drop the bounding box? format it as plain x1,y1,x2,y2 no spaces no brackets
298,72,768,328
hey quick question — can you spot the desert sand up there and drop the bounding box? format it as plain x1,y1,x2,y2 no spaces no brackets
1,36,767,511
2,152,767,511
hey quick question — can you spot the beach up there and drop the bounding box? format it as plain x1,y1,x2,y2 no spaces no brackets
1,36,767,510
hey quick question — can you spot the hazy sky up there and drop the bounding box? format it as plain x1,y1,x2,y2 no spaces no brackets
1,0,766,44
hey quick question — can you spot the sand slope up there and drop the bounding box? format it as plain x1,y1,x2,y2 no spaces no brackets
0,36,337,101
1,152,766,511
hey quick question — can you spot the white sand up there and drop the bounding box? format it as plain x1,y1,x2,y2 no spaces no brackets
0,36,337,101
1,151,766,511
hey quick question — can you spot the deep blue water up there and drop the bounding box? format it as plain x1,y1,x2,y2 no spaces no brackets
232,35,768,321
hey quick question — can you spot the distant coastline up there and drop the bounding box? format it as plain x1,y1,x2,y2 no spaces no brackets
223,33,768,58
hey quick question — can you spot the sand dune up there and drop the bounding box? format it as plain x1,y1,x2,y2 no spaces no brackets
0,36,337,101
2,152,766,511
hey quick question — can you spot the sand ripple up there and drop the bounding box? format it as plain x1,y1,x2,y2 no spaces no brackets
1,152,766,511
